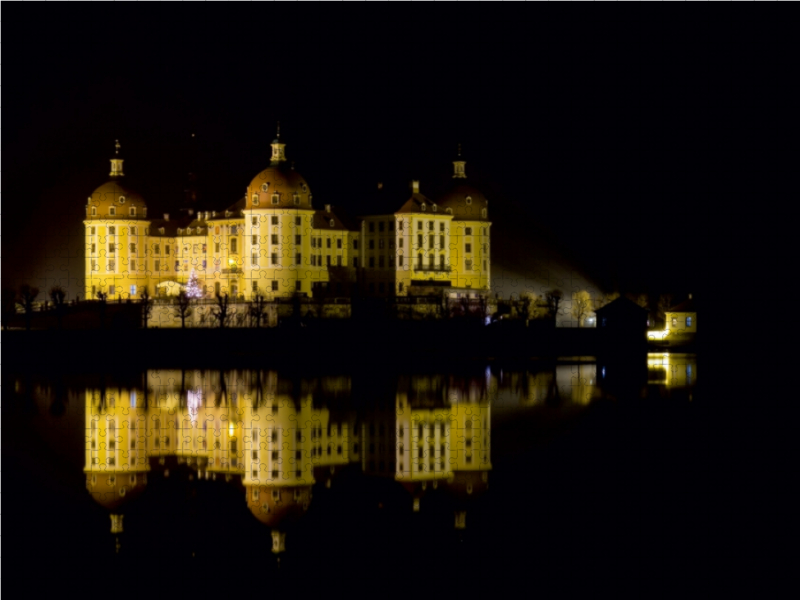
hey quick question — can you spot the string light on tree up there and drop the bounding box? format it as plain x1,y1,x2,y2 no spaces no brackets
185,269,203,299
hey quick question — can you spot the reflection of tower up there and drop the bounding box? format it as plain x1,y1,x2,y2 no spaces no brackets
84,386,150,551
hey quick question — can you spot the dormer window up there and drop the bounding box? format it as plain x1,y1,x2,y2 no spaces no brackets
465,196,472,205
330,219,335,227
432,204,437,212
261,183,269,192
252,194,259,206
91,207,97,216
293,194,300,206
421,204,426,211
119,196,126,204
159,227,165,235
109,207,116,216
482,208,487,218
272,194,280,205
446,208,453,215
130,207,136,216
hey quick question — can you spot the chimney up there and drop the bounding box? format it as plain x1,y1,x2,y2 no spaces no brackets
164,213,170,221
325,204,331,213
412,180,420,194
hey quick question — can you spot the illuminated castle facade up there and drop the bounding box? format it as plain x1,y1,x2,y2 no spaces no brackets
84,139,491,301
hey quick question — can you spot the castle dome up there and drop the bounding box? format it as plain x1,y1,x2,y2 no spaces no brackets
246,485,312,527
247,165,313,210
86,180,148,220
437,183,489,221
86,472,147,511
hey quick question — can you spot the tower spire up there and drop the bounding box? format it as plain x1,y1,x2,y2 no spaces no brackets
271,124,287,164
453,143,466,179
110,140,124,177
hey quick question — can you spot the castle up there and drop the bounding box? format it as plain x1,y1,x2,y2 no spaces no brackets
84,138,491,302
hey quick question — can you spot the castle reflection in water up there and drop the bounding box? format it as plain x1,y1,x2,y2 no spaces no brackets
15,354,696,556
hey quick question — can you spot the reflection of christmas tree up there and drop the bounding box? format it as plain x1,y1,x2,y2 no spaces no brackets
185,269,203,299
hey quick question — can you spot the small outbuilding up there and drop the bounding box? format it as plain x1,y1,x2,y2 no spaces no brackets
595,296,649,351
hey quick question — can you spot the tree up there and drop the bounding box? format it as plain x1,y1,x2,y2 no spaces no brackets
2,289,17,330
656,293,674,328
96,290,108,329
175,290,193,328
571,290,593,328
595,292,620,311
19,285,40,331
545,289,563,321
185,269,203,299
212,293,230,329
521,291,548,322
140,288,153,329
249,294,268,328
49,286,67,329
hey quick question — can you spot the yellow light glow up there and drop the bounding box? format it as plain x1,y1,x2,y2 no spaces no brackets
647,330,669,341
229,423,234,436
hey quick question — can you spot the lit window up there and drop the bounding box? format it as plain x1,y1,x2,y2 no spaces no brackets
252,194,259,206
465,227,472,235
466,196,472,205
686,317,693,327
271,194,279,205
672,317,677,327
293,194,300,206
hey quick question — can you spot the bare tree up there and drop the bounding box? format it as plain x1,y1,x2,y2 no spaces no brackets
212,293,230,329
2,289,17,330
96,291,108,329
140,288,153,329
19,285,40,331
249,294,268,328
594,292,620,311
571,290,593,328
545,289,563,322
175,290,193,328
656,293,674,328
49,286,67,329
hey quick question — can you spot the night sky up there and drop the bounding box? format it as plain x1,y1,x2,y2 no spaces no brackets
4,13,776,303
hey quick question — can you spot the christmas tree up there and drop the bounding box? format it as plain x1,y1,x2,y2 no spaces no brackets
185,269,203,299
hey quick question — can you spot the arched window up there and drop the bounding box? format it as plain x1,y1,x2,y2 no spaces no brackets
261,183,269,192
271,194,280,205
119,196,126,204
465,196,472,205
91,207,97,216
481,208,487,218
109,207,116,216
252,194,259,206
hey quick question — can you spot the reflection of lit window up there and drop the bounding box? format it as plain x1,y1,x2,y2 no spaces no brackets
672,318,677,327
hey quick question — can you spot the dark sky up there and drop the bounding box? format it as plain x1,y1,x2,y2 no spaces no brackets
4,11,778,302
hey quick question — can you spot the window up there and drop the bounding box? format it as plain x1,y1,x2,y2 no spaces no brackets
428,221,434,230
109,243,115,254
336,256,342,267
398,255,403,267
379,239,385,249
91,259,97,271
417,254,423,268
91,243,96,254
130,285,137,296
326,256,331,267
432,204,437,212
251,235,258,245
466,196,472,205
379,222,385,232
202,243,207,253
429,236,434,249
109,285,116,295
417,221,422,230
482,208,487,218
262,184,269,192
130,243,137,253
252,281,258,293
417,234,423,248
175,260,180,271
439,235,444,247
686,317,693,327
440,255,446,269
109,226,116,235
465,243,472,253
90,227,96,235
252,254,259,266
672,317,677,327
109,207,116,216
465,227,472,235
295,253,302,265
272,281,278,291
465,259,473,270
91,207,97,216
155,260,160,271
295,281,301,292
379,256,385,268
252,195,259,206
271,216,278,225
337,239,342,249
369,223,375,233
231,239,238,253
295,235,301,245
399,238,404,249
130,207,136,217
215,242,220,253
353,258,359,268
271,194,279,205
369,257,375,268
130,259,136,271
295,217,301,226
252,217,258,226
293,194,300,206
202,259,207,269
165,245,170,255
271,253,279,265
352,239,358,250
369,240,375,250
